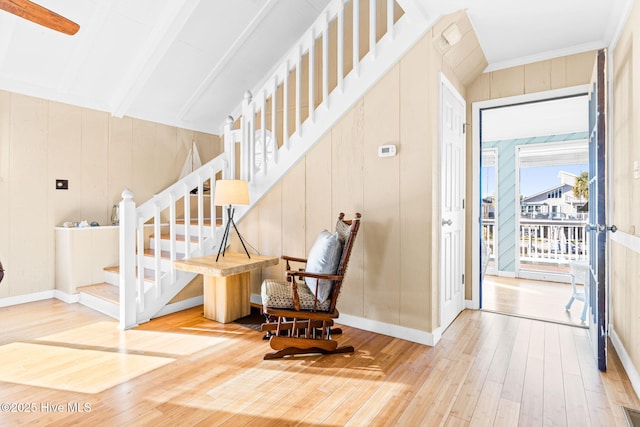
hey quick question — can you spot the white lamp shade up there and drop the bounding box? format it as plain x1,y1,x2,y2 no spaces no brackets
214,179,250,206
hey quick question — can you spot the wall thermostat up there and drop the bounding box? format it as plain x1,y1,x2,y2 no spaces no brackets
378,144,397,157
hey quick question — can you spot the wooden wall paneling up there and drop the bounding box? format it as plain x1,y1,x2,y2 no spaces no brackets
550,57,568,90
280,160,306,276
331,102,364,316
490,66,525,99
48,102,82,227
313,37,324,109
304,133,333,253
80,108,109,225
108,117,133,208
328,14,338,96
168,274,203,303
524,60,551,94
342,0,354,78
132,120,157,204
611,243,626,347
10,94,50,294
195,131,221,164
235,204,262,295
359,0,370,60
0,91,10,297
299,51,310,125
256,182,282,281
613,38,632,232
362,65,401,324
176,128,194,180
565,51,597,87
623,245,639,366
399,37,431,329
155,124,178,192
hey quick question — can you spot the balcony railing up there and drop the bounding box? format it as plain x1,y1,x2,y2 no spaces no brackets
482,219,588,270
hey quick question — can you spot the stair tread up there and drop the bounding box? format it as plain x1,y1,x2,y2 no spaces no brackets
143,249,186,260
77,283,119,304
151,234,200,243
175,218,223,226
104,266,158,281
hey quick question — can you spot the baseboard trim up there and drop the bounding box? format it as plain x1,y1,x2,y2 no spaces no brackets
250,293,441,346
153,295,204,319
465,299,479,309
610,326,640,401
0,290,55,307
54,290,80,304
337,313,441,346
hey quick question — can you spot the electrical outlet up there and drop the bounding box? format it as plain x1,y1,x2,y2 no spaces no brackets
56,179,68,190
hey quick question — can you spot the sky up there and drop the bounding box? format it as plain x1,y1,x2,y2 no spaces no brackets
482,163,588,198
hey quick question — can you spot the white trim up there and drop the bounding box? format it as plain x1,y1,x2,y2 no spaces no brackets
610,326,640,401
0,290,55,308
471,85,592,309
338,313,442,346
611,230,640,253
153,295,204,318
54,290,81,304
496,271,516,278
484,42,606,73
607,0,635,52
79,292,119,320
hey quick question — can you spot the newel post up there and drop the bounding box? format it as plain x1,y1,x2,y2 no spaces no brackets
119,188,138,330
223,115,236,180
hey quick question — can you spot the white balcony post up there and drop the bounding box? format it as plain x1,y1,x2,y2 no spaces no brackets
119,188,138,330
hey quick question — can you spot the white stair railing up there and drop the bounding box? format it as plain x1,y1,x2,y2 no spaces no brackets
117,0,435,329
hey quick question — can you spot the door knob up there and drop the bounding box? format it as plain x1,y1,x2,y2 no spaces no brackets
441,219,452,226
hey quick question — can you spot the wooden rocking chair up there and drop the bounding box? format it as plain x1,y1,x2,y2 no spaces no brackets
260,213,361,360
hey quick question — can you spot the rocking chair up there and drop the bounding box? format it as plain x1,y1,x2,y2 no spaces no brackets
260,212,361,360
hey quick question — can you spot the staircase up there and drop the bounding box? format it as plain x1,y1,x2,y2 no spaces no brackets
77,0,437,329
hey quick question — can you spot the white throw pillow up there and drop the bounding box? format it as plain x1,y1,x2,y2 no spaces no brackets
305,230,343,303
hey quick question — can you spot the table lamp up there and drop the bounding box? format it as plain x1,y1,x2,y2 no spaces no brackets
214,179,250,261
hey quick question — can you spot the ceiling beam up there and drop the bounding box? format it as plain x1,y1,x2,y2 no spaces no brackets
111,0,200,118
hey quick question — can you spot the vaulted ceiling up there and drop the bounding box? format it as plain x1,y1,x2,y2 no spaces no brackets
0,0,632,134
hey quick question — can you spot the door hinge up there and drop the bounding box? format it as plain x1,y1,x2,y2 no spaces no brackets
462,198,465,209
462,123,467,134
462,273,465,284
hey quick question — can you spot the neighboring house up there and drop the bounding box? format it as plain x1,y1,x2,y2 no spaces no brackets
520,172,587,220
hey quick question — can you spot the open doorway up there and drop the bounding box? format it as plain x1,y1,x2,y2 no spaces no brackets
478,94,590,326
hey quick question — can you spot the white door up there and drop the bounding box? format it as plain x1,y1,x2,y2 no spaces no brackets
440,74,466,330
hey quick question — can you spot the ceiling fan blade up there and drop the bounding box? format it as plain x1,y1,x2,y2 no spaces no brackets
0,0,79,35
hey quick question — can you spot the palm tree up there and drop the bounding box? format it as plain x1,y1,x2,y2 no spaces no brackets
573,171,589,200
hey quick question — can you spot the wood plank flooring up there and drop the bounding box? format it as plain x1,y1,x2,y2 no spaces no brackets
482,275,587,326
0,299,637,426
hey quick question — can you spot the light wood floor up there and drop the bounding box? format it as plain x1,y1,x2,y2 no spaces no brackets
482,275,587,327
0,299,638,426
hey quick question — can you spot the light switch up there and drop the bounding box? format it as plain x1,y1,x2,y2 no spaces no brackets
634,160,640,179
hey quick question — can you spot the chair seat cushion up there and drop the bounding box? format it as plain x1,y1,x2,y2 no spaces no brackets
261,279,331,311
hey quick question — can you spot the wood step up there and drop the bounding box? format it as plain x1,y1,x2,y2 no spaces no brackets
104,266,157,282
175,218,222,226
77,283,119,304
151,234,200,243
143,249,185,260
